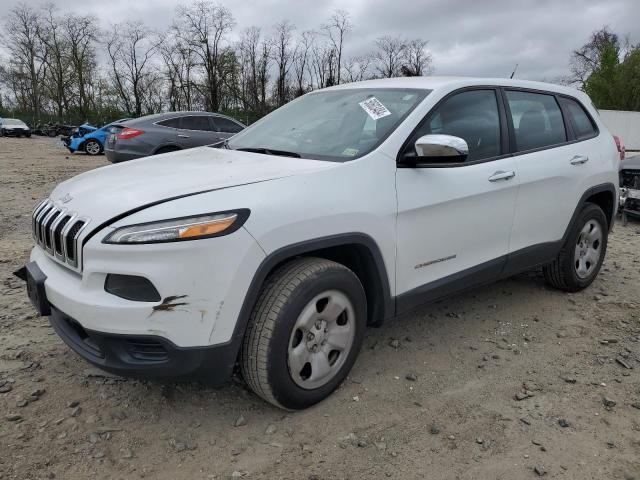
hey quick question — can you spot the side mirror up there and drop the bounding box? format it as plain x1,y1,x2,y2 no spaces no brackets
407,134,468,165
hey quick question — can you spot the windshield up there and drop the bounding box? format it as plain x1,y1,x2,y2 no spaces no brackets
228,88,430,161
3,119,26,125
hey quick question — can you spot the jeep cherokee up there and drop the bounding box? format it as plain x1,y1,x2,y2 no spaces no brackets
19,77,619,410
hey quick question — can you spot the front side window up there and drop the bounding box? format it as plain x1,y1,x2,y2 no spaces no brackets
181,116,213,131
227,88,430,161
408,89,501,162
558,97,597,140
506,91,566,151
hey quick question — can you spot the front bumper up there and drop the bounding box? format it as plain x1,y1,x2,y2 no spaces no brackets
2,128,30,136
49,306,237,383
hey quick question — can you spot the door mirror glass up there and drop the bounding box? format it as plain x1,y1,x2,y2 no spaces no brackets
413,134,468,162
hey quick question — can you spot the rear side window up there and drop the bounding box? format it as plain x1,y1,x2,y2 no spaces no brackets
213,117,243,134
558,97,597,140
181,116,214,131
157,118,181,128
505,91,566,151
411,89,501,162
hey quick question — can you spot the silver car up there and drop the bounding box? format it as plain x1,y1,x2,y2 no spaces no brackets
105,111,245,163
0,118,31,137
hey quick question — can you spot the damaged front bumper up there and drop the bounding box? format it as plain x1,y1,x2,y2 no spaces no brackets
20,225,265,381
49,306,237,383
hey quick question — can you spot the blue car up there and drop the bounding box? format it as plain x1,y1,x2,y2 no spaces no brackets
66,120,129,156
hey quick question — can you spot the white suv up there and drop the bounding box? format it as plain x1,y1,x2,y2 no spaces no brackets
20,77,619,409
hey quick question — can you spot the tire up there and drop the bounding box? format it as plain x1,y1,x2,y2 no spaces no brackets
241,257,367,410
84,139,102,156
25,132,31,138
543,203,608,292
154,146,180,155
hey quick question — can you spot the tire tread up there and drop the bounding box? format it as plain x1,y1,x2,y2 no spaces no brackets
240,257,349,408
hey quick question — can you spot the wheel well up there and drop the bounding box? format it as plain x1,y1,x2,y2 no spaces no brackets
586,190,615,228
270,243,388,327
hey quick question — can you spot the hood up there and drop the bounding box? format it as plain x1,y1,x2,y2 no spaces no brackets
49,146,339,228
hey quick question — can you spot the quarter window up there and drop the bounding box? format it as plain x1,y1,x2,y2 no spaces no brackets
410,90,501,162
157,117,181,128
181,116,214,131
558,97,597,140
505,91,566,151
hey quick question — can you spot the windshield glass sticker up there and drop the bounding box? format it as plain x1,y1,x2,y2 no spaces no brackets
359,97,392,120
342,148,359,156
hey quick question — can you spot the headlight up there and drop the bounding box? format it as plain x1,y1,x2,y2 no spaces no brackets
103,210,249,244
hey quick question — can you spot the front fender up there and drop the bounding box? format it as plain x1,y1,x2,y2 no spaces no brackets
69,138,83,152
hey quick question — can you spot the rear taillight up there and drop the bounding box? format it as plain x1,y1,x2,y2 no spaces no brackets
117,127,144,140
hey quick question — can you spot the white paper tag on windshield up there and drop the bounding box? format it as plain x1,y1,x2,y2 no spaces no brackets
359,97,392,120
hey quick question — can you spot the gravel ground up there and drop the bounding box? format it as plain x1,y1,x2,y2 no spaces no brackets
1,136,639,480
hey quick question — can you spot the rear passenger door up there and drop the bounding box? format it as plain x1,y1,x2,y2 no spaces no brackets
175,115,219,148
505,90,599,261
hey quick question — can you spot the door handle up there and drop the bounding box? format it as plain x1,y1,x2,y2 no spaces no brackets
488,170,516,182
177,134,190,138
570,155,589,165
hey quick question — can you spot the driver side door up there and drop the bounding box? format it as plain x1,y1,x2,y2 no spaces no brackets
395,88,519,313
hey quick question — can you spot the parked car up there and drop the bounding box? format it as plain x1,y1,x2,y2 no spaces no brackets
19,77,619,409
64,120,130,156
0,118,31,137
104,112,245,163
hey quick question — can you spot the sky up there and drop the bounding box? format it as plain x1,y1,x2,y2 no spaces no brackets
2,0,639,82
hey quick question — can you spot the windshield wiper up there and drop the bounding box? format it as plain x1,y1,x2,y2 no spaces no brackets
235,147,301,158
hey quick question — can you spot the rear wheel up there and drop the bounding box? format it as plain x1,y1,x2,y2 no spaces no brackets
84,139,102,156
543,203,608,292
241,257,367,410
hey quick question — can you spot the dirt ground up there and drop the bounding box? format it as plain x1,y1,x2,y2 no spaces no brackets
0,136,639,480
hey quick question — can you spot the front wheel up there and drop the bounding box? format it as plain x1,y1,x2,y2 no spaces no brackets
241,258,367,410
543,203,608,292
84,139,102,156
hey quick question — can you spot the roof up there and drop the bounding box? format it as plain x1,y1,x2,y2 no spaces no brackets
326,76,583,97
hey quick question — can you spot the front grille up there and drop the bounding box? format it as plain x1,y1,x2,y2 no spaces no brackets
32,199,90,271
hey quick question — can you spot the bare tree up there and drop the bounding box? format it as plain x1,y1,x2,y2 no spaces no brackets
374,35,406,78
174,1,235,112
65,13,98,117
311,43,335,88
321,10,352,84
343,55,372,83
401,39,432,76
271,20,296,106
161,34,197,110
106,21,160,116
39,4,72,120
4,4,48,121
293,30,314,96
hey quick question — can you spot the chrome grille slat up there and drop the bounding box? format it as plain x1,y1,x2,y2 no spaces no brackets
31,199,90,272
